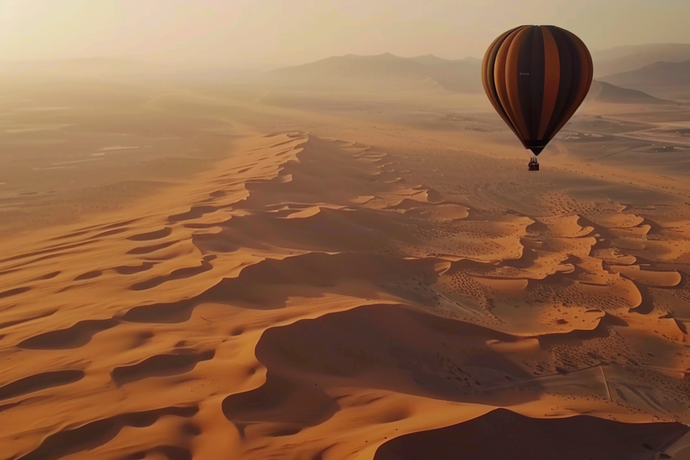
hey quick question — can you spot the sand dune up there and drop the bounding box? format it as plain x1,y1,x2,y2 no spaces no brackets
1,68,690,460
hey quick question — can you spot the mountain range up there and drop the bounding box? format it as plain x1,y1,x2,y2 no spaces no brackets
599,60,690,98
4,43,689,101
590,43,690,76
271,52,482,92
271,49,687,102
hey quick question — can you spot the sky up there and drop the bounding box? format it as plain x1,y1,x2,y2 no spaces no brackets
0,0,689,69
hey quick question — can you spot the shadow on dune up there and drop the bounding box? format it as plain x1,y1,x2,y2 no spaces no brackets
234,136,382,210
0,370,85,401
121,252,442,323
253,304,536,398
192,207,417,255
129,255,215,291
373,408,689,460
200,252,440,307
222,372,339,439
221,304,545,437
17,319,119,349
111,349,215,386
16,406,198,460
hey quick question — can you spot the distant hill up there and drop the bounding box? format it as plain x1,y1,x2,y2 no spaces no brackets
586,80,671,104
271,52,679,104
599,60,690,98
271,44,690,92
271,53,482,92
273,53,426,79
591,43,690,77
408,54,479,66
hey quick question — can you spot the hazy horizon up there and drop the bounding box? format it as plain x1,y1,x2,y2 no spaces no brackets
1,0,689,70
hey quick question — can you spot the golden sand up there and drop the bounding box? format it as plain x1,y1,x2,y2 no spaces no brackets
1,69,689,459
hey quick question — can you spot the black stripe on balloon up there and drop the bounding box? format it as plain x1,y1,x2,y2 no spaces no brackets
544,26,573,139
530,27,545,142
517,26,536,139
547,28,585,141
560,28,584,122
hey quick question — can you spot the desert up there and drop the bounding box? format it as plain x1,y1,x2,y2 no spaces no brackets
2,6,690,460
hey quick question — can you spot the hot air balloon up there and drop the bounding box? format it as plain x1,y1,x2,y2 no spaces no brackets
482,25,593,170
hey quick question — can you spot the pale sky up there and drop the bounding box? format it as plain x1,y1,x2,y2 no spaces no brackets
0,0,688,69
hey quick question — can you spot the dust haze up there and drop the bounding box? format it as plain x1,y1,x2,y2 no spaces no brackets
2,2,690,460
2,0,690,67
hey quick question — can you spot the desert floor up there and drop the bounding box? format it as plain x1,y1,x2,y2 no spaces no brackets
1,75,690,460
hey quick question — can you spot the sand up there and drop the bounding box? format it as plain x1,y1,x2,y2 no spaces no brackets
1,66,690,460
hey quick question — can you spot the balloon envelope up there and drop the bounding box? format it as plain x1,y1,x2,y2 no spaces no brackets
482,25,593,155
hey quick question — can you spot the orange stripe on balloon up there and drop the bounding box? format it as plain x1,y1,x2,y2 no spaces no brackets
501,26,532,143
482,29,519,137
492,27,525,137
